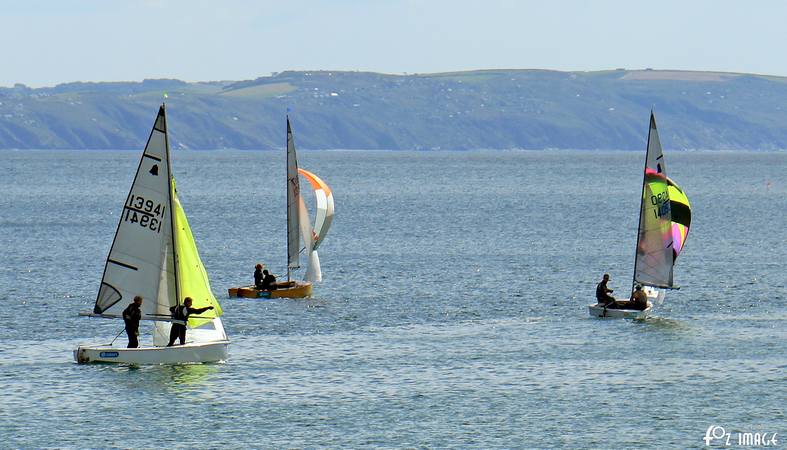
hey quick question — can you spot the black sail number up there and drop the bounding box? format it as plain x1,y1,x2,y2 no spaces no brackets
124,194,166,233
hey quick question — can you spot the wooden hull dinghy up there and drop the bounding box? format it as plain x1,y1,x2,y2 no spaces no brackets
228,117,333,300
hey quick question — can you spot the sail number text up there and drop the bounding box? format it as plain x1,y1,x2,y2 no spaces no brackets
124,194,166,233
650,192,670,218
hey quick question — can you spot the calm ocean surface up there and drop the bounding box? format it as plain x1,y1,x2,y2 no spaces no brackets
0,149,784,449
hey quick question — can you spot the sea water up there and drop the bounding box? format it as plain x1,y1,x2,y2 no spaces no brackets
0,150,784,448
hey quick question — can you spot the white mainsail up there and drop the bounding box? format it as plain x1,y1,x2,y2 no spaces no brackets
633,112,675,289
286,116,301,279
93,106,178,319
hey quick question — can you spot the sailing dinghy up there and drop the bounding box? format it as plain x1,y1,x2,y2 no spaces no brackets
589,112,691,319
229,116,334,299
74,105,228,363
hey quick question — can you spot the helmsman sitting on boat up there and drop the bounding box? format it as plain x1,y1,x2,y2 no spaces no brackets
168,297,214,346
595,273,616,306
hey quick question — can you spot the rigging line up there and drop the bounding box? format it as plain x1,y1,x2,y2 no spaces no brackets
108,327,126,346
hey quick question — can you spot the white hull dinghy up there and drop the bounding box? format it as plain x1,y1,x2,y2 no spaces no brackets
588,287,660,319
589,112,691,319
75,341,228,364
75,105,229,364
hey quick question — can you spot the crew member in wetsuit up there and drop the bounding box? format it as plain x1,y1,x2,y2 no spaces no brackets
254,263,264,290
167,297,215,346
261,269,277,290
596,273,616,306
122,295,143,348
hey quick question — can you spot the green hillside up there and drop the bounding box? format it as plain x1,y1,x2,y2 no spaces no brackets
2,69,787,150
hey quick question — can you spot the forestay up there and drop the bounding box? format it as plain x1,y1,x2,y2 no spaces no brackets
633,113,675,289
93,107,178,318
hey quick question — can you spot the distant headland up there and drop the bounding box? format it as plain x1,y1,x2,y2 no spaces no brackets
1,69,786,150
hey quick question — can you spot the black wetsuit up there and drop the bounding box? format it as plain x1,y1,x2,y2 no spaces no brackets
596,280,615,305
122,303,142,348
167,304,213,346
254,268,264,289
261,273,277,290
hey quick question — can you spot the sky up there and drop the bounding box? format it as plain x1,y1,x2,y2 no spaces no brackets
2,0,787,87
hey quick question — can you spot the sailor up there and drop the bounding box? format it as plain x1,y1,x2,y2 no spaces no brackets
122,296,143,348
595,273,616,306
261,270,277,291
167,297,215,346
254,263,265,290
629,284,649,311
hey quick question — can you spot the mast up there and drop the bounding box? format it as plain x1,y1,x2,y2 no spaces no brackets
162,103,181,306
286,116,292,281
631,111,655,292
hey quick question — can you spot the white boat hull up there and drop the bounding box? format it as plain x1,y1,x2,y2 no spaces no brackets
587,303,651,319
74,340,229,364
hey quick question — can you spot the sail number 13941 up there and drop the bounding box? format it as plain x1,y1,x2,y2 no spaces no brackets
124,194,166,233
